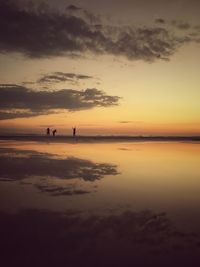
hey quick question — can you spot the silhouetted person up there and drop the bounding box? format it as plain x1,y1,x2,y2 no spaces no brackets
46,128,50,135
72,127,76,137
52,129,57,136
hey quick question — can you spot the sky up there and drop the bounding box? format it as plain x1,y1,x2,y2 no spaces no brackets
0,0,200,135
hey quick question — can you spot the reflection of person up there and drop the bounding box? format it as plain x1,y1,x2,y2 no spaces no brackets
52,129,57,136
72,127,76,137
46,128,50,135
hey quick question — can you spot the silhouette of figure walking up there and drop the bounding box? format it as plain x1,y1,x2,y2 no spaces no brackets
72,127,76,137
52,129,57,136
46,128,50,135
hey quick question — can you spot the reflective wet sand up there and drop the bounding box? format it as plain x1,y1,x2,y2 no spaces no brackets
1,140,200,266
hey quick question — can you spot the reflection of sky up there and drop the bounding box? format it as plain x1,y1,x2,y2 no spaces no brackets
1,141,200,232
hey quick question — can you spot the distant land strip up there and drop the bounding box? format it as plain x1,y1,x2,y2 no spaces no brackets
0,135,200,143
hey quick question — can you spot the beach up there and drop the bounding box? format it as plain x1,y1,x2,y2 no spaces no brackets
1,138,200,266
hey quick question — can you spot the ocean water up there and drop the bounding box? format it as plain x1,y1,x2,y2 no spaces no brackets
1,139,200,266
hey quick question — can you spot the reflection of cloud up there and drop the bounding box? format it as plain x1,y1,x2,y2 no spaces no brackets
0,1,199,61
0,209,200,266
34,183,91,196
0,84,120,120
0,148,118,182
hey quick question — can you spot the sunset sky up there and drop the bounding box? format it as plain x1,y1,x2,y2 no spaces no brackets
0,0,200,135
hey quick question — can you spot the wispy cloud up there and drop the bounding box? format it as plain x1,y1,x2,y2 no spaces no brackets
38,72,94,84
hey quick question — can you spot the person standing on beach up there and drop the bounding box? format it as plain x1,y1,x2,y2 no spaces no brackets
46,128,50,135
72,127,76,137
52,129,57,136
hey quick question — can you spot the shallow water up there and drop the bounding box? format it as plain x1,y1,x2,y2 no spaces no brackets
1,140,200,233
1,140,200,266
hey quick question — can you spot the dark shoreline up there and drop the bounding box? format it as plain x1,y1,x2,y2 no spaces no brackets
0,135,200,143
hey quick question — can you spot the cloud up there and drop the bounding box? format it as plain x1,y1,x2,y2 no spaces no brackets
38,72,94,84
0,84,120,120
0,1,198,62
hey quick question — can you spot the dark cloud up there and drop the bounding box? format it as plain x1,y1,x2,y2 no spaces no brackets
0,110,49,120
0,0,101,58
112,27,180,61
38,72,94,84
0,147,118,182
0,84,120,120
1,209,200,267
0,0,198,62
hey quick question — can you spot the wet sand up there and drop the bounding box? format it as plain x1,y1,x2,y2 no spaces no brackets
1,139,200,266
